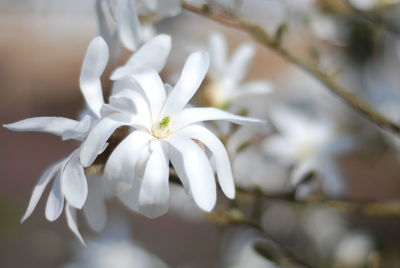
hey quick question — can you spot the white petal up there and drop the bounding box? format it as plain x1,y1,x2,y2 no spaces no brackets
62,115,92,141
130,69,166,121
162,51,210,116
45,174,64,221
65,204,86,245
20,160,64,223
4,117,79,137
166,136,216,211
79,36,108,117
178,125,235,198
80,115,130,167
318,158,346,198
62,150,88,209
83,176,107,232
111,34,171,80
208,33,227,75
290,160,315,187
104,131,152,192
117,176,142,212
116,0,141,51
152,0,182,17
173,107,265,130
233,81,273,99
96,0,113,47
227,43,254,83
139,140,170,218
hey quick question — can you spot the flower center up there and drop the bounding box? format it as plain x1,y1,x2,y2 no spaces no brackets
152,116,171,139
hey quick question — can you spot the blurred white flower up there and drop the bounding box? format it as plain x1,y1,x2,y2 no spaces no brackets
263,108,353,197
202,33,273,109
64,217,168,268
80,51,264,218
96,0,181,51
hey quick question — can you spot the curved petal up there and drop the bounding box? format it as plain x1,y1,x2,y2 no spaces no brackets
139,140,170,218
20,160,64,223
178,125,235,199
116,0,141,51
166,136,216,212
80,114,130,167
65,204,86,245
208,33,227,75
162,51,210,116
117,176,142,212
82,176,107,232
62,115,92,141
104,130,152,192
79,36,108,117
96,0,113,46
4,117,79,137
173,107,265,130
62,150,88,209
111,34,172,80
227,43,254,83
130,69,166,121
45,174,64,221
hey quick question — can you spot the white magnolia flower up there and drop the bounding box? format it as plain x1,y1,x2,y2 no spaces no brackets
202,33,273,109
263,108,353,197
79,51,264,218
96,0,181,51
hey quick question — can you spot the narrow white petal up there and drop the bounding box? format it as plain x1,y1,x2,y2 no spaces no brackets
162,51,210,116
290,160,315,187
166,136,216,212
65,204,86,245
116,0,141,51
209,33,227,75
111,34,171,80
96,0,113,46
79,36,108,117
104,131,152,192
233,81,274,99
130,69,166,121
178,125,235,198
117,176,142,212
82,176,107,232
151,0,182,17
139,140,170,218
4,117,78,137
62,150,88,209
62,115,92,141
45,174,64,221
227,43,255,83
80,115,130,167
20,160,64,223
173,107,265,130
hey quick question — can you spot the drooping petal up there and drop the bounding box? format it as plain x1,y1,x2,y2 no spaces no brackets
173,107,265,130
80,114,130,167
65,204,86,245
111,34,172,80
62,150,88,209
162,51,210,116
117,176,142,212
20,160,65,223
4,117,79,137
82,176,107,232
208,33,227,75
79,36,108,117
227,43,254,84
104,130,152,192
130,69,166,121
290,160,315,187
116,0,141,51
45,174,64,221
166,136,216,212
139,140,170,218
178,125,235,198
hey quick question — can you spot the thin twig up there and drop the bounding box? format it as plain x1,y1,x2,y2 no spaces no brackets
181,1,400,134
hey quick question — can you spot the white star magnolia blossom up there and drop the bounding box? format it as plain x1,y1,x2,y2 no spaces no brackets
204,33,273,108
4,34,173,242
262,108,353,197
79,51,264,218
96,0,181,51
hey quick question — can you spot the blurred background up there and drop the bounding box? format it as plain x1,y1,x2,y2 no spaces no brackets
1,0,400,267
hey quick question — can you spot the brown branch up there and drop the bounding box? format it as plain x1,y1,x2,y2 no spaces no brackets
181,1,400,134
